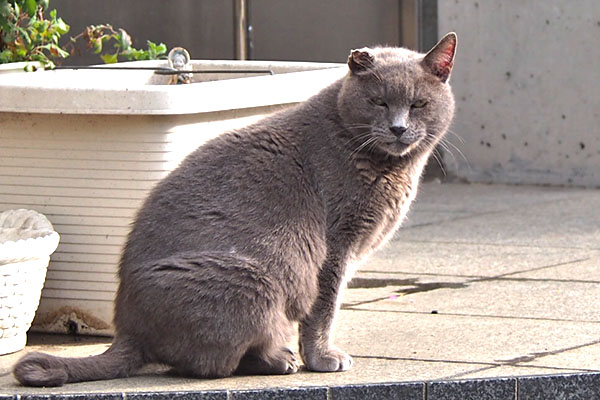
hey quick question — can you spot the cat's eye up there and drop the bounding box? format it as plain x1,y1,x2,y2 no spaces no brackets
411,99,428,109
371,98,388,107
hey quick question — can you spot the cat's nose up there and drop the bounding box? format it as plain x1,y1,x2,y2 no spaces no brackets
389,126,408,136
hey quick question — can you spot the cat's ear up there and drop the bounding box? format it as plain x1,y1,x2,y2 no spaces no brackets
421,32,457,83
347,48,375,74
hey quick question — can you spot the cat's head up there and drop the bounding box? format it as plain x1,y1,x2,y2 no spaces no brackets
337,33,457,158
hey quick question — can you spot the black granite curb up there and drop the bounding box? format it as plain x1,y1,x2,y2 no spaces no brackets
4,373,600,400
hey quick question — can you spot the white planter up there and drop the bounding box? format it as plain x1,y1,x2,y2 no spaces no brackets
0,209,60,354
0,60,346,335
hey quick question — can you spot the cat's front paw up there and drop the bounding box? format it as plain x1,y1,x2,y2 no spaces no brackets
302,345,353,372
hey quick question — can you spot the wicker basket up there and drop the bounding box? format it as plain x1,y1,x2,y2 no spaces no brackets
0,209,59,355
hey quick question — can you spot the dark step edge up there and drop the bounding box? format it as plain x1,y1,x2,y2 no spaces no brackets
5,372,600,400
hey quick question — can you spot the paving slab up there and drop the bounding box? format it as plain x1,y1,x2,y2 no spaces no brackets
397,190,600,250
1,183,600,399
411,182,579,215
363,242,594,279
345,278,600,323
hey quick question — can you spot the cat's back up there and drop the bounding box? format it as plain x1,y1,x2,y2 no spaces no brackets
121,106,328,269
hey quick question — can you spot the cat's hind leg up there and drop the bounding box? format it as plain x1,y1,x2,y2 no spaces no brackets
117,251,294,378
172,346,247,378
235,306,298,375
235,346,299,375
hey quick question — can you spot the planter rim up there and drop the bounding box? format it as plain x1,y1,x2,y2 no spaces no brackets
0,59,347,115
0,61,44,73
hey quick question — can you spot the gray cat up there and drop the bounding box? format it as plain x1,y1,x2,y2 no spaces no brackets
14,33,456,387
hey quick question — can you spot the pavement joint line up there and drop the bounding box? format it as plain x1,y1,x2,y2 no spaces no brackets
511,365,600,373
353,354,600,375
342,306,600,324
439,365,502,381
389,238,600,251
437,365,503,381
358,269,600,285
466,257,593,284
352,354,499,367
496,339,600,367
438,365,600,381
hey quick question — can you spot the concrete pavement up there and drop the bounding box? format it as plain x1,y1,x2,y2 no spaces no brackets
1,182,600,399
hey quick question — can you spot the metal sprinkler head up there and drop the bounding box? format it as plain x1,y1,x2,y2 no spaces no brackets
167,47,192,84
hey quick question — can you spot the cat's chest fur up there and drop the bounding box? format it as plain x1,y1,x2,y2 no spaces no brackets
333,153,428,267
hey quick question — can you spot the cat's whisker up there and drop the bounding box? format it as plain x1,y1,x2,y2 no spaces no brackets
430,148,447,177
328,124,372,140
434,138,451,153
428,136,471,172
353,136,378,155
446,128,465,144
430,137,459,167
440,137,469,165
345,123,373,128
344,131,373,146
367,137,381,156
423,136,447,158
349,136,379,160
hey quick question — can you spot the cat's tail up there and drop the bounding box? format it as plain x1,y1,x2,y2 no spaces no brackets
13,337,144,387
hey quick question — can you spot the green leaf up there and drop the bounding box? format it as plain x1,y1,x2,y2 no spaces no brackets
0,49,14,63
54,17,69,35
25,0,36,16
118,28,131,50
155,42,167,58
30,53,47,62
146,40,167,60
49,43,68,58
100,52,118,64
129,48,147,60
0,1,13,19
92,38,102,53
16,26,31,46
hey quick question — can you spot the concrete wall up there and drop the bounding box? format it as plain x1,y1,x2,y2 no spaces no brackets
249,0,400,62
52,0,401,65
51,0,235,64
439,1,600,187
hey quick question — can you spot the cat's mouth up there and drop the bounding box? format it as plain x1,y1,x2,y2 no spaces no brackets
375,130,425,156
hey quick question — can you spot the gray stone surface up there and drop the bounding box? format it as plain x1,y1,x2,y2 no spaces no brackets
517,373,600,399
329,382,424,399
1,183,599,398
427,378,515,400
20,395,121,400
229,387,328,400
126,392,227,400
